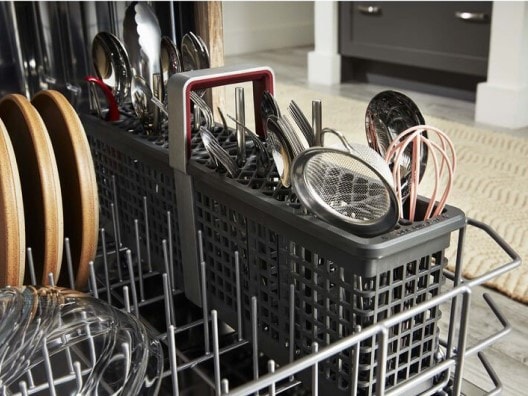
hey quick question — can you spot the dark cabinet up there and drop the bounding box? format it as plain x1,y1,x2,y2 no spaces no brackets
339,2,492,77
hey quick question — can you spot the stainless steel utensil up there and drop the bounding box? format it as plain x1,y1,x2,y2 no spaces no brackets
365,90,428,201
226,114,271,176
181,31,209,71
384,124,456,222
260,91,281,123
91,32,132,104
123,2,142,76
135,2,161,90
291,128,399,237
200,127,239,177
276,115,308,158
181,31,210,97
235,87,246,165
193,32,210,70
190,91,214,130
131,75,152,127
288,100,314,147
312,100,322,146
160,36,182,102
266,117,293,187
217,107,229,132
123,2,161,91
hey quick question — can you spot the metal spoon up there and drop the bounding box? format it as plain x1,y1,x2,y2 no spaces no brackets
181,32,200,72
192,32,210,70
91,32,132,105
181,32,209,97
260,91,281,133
160,36,182,101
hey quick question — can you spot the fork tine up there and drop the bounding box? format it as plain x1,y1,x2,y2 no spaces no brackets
288,100,314,146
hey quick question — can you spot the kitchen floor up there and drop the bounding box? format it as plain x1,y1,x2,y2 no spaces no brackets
226,46,528,395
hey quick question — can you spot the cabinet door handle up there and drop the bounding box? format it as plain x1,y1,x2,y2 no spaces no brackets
455,11,490,22
357,5,381,15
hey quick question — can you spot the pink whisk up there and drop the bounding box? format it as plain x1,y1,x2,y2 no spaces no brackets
384,125,456,222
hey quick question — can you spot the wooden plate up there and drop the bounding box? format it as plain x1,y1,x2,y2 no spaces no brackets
0,94,63,285
0,118,25,286
32,90,99,290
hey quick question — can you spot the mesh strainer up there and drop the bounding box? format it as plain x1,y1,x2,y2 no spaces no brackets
291,128,399,237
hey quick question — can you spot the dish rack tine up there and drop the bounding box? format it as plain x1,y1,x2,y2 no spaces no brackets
88,261,96,298
18,381,28,396
27,247,36,285
134,219,145,302
64,237,74,289
125,250,139,317
162,273,173,330
99,229,112,304
123,285,131,313
110,202,122,282
200,260,210,354
311,343,319,396
73,361,83,393
111,175,122,248
197,230,205,262
41,337,56,396
167,210,175,291
476,352,502,395
289,284,295,364
235,251,243,341
212,310,222,396
268,359,277,396
47,272,55,287
142,196,153,272
162,239,177,325
251,296,259,384
168,324,180,396
221,379,229,394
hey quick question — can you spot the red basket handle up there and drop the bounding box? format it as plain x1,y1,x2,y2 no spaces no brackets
167,65,275,173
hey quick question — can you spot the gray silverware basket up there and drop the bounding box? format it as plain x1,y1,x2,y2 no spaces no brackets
84,65,467,395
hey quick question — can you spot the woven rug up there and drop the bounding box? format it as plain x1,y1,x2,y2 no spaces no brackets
263,83,527,303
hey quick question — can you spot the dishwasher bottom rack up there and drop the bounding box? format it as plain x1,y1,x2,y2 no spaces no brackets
3,215,518,396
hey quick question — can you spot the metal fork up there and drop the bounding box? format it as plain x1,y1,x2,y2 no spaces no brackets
288,100,314,147
190,91,214,130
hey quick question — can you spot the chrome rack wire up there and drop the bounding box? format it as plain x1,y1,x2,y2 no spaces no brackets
7,180,520,396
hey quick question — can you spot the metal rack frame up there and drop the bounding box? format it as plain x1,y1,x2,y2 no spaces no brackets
4,190,520,396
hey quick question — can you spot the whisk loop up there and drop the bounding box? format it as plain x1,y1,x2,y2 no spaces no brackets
385,125,456,222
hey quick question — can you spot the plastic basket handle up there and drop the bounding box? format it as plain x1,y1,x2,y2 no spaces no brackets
167,64,275,173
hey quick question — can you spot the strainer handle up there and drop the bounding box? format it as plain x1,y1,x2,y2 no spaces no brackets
321,128,355,151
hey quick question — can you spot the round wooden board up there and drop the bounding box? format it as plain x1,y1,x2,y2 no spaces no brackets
32,90,99,290
0,94,63,285
0,118,25,286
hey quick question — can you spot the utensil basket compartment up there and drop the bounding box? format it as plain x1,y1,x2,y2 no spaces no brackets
189,156,465,395
83,106,466,394
83,115,185,289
